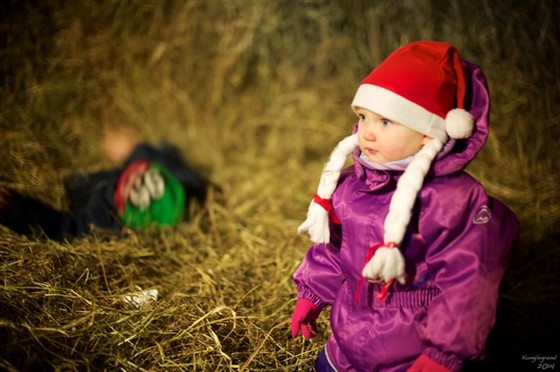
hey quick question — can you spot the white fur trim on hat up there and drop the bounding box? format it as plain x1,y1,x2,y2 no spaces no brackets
351,85,449,143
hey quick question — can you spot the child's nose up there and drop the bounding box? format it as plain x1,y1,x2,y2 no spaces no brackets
363,122,376,140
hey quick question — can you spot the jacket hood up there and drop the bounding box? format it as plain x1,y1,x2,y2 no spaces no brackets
430,59,490,176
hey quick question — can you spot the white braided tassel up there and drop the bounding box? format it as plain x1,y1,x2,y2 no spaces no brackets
384,139,444,244
362,243,406,285
298,134,358,243
362,139,444,284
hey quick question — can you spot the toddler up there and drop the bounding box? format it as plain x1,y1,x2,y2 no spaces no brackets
291,41,519,371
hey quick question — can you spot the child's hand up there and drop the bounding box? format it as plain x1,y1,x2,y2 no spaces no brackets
290,298,321,340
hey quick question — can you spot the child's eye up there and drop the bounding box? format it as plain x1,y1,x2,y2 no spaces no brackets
358,113,366,121
381,118,392,126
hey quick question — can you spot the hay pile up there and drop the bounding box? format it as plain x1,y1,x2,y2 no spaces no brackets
1,0,558,370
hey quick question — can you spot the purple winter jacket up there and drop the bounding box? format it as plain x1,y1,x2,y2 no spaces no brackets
293,60,519,371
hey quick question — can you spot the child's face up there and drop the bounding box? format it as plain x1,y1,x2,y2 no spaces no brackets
356,107,430,163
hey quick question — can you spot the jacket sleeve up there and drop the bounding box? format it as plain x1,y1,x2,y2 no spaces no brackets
293,221,344,309
416,181,519,371
0,186,121,241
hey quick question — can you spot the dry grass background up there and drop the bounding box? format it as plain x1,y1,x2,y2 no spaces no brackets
0,0,558,370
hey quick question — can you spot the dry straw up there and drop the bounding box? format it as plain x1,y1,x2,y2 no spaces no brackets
1,0,558,370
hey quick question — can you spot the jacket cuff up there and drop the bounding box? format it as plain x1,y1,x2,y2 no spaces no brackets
422,347,463,371
297,287,329,310
408,354,453,372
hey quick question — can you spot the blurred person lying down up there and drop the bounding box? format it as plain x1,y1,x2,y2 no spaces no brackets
0,129,207,241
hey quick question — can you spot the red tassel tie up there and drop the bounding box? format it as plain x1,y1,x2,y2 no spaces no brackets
313,194,341,224
355,242,397,303
114,160,149,214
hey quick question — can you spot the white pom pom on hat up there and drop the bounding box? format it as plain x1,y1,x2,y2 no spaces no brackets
446,108,475,139
298,41,475,287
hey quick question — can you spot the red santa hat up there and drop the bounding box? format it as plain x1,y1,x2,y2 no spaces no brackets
298,41,474,287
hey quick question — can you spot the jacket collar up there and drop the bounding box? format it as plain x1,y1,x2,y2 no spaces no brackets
352,148,397,191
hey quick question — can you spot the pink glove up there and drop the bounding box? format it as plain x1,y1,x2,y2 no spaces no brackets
408,354,452,372
290,298,322,340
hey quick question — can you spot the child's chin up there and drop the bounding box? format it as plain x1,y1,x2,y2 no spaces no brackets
364,153,384,163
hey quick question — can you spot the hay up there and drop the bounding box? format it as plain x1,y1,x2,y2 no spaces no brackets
1,0,558,370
